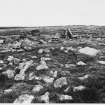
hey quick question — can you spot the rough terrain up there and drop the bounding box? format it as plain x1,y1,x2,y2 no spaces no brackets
0,25,105,103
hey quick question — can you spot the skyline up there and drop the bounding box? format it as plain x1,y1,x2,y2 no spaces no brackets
0,0,104,26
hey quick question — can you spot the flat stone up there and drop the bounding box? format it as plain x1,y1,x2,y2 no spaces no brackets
42,76,54,83
2,69,15,78
77,61,86,66
97,60,105,65
73,85,86,92
59,94,72,101
78,47,99,57
78,74,89,80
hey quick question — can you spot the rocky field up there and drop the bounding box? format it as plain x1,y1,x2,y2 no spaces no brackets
0,25,105,103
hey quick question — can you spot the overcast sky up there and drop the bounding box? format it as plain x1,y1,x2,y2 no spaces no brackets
0,0,105,26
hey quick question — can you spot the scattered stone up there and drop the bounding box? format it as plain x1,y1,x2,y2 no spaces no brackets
78,47,99,57
77,61,86,66
73,85,86,92
40,92,49,103
59,94,72,101
14,94,34,103
32,85,43,93
54,77,67,88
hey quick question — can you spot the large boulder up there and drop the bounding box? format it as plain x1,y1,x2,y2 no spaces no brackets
78,47,99,57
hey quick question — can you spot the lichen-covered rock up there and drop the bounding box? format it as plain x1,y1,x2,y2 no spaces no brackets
14,94,34,103
54,77,67,88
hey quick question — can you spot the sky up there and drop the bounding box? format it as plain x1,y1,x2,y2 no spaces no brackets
0,0,104,26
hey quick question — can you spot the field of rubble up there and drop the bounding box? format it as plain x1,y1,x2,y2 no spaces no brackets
0,25,105,103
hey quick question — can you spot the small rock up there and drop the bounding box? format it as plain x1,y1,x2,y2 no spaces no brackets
13,58,20,64
77,61,86,66
7,56,14,61
4,89,13,93
54,77,67,88
59,94,72,101
66,46,76,52
0,60,3,63
97,60,105,65
14,94,34,103
40,92,49,103
14,74,25,80
60,46,65,50
41,57,51,61
36,60,48,70
28,72,35,80
51,71,58,78
38,49,44,54
78,47,99,57
32,85,43,93
0,39,4,44
42,76,54,83
73,85,86,92
2,69,15,78
78,74,89,80
65,64,76,68
19,60,33,74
